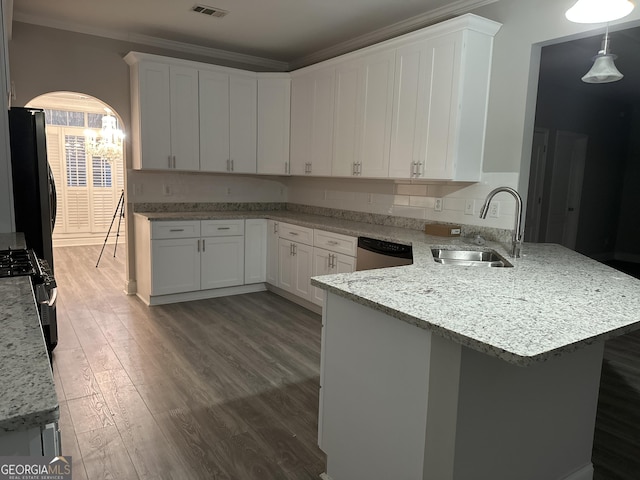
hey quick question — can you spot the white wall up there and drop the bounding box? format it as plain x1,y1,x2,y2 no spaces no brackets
0,0,13,232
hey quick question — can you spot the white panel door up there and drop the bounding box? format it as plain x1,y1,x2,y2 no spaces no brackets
358,50,395,178
278,238,295,293
389,40,428,179
312,248,332,306
420,32,462,180
289,74,313,176
201,236,245,289
257,77,290,175
266,220,279,285
244,219,267,284
138,62,172,169
292,241,314,302
332,61,361,177
310,67,336,177
229,74,257,173
151,238,200,295
170,65,200,171
199,70,230,172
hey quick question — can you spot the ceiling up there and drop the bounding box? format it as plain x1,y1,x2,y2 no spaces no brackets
539,25,640,104
12,0,496,69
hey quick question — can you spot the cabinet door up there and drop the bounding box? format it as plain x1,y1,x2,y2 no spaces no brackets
389,40,427,179
358,50,395,178
266,220,279,285
201,236,245,289
419,32,461,180
312,247,332,306
229,74,257,173
151,238,200,295
310,68,335,177
170,66,200,171
278,238,295,293
289,74,313,176
257,77,290,175
200,70,230,172
138,62,172,169
245,219,267,284
292,241,314,301
332,61,361,177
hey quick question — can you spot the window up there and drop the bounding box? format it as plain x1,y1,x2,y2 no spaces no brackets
46,109,85,127
65,135,87,187
92,156,112,188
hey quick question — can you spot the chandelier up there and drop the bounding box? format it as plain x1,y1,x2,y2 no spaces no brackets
85,108,125,162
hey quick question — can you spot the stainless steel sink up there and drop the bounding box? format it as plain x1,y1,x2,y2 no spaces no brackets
431,248,513,268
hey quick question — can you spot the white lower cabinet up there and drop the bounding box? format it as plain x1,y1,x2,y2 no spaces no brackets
278,238,314,302
245,219,268,284
151,237,201,295
201,236,245,289
312,247,356,306
266,220,280,285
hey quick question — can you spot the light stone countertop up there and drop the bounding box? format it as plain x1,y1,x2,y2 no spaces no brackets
135,210,640,366
0,276,59,431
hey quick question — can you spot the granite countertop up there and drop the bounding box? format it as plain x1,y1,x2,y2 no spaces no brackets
135,210,640,366
0,276,59,431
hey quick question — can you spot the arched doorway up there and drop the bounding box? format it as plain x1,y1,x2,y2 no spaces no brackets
26,92,126,251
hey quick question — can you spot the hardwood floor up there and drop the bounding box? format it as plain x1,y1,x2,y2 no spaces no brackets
52,245,640,479
52,245,325,480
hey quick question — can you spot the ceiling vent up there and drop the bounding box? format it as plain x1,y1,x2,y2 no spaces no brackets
191,4,229,18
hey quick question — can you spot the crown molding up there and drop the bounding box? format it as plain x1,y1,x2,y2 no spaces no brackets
289,0,500,70
12,13,289,71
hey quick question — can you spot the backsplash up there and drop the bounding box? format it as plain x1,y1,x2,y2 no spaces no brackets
127,170,287,203
285,172,520,231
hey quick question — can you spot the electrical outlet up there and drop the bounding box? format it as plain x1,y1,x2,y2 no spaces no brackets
226,187,232,196
434,198,443,212
464,199,475,215
367,193,373,205
162,184,172,196
489,201,500,218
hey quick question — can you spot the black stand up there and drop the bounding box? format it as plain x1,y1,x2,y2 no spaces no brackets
96,190,125,268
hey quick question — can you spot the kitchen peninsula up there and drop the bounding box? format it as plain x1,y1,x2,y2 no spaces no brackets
312,241,640,480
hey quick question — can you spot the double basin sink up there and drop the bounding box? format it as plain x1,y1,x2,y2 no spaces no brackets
431,248,513,268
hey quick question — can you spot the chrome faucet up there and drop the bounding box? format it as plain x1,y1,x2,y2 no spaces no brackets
480,187,524,258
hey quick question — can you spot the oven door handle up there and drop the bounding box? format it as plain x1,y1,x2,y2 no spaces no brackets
37,286,57,307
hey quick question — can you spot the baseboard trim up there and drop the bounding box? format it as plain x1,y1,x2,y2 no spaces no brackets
319,473,333,480
124,279,137,296
145,283,267,306
563,463,593,480
266,284,322,315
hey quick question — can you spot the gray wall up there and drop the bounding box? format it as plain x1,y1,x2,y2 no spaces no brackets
616,103,640,259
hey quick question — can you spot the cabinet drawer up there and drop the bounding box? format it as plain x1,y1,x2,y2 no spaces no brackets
201,219,245,237
151,221,201,239
314,229,357,256
279,222,314,246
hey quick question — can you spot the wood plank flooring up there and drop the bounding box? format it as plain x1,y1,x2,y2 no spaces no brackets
52,245,640,479
52,245,325,480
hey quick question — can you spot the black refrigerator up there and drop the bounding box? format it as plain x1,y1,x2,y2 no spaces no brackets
8,107,56,268
8,107,58,351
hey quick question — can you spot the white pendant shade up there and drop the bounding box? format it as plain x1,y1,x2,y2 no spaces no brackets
566,0,635,23
581,54,624,83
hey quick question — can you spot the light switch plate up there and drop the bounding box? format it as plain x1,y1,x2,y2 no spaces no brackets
489,201,500,218
464,199,475,215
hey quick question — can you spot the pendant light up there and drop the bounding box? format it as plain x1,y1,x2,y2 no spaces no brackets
566,0,635,24
581,25,624,83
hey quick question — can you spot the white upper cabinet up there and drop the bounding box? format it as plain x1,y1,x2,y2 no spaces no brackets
199,70,230,173
388,16,500,180
169,66,200,171
257,75,291,175
290,66,335,177
229,74,258,174
332,61,360,177
201,71,257,174
127,58,199,171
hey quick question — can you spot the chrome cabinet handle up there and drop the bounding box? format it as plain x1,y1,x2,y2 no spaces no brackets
169,228,184,232
197,239,200,252
173,155,177,168
290,243,293,255
352,162,357,175
417,162,423,177
285,162,289,174
226,159,230,171
202,239,206,252
274,222,279,234
327,240,339,246
231,159,234,171
289,231,299,236
293,244,297,255
217,227,231,230
168,155,172,168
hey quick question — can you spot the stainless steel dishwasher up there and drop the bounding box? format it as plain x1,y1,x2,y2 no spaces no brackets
356,237,413,271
